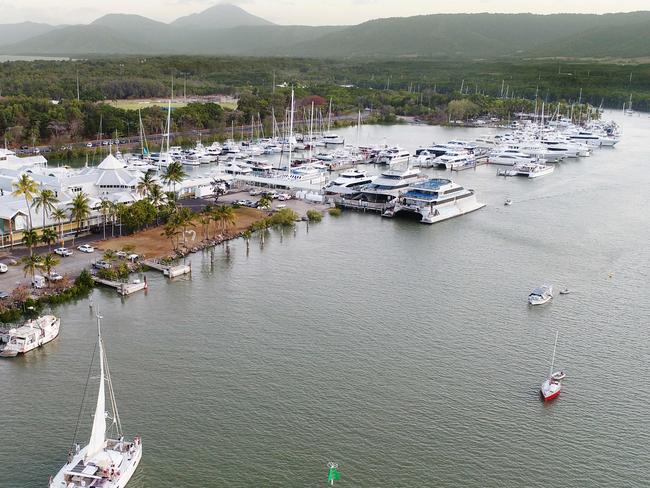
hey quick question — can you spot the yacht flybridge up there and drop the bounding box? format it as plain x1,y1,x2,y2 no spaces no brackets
382,178,485,224
0,315,60,357
49,314,142,488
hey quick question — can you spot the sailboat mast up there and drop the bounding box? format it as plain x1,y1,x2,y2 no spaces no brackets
288,88,294,167
549,331,559,376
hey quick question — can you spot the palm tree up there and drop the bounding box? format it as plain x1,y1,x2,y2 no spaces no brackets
21,228,39,253
40,253,59,286
210,206,225,239
41,227,58,251
99,198,112,240
136,172,156,199
219,205,236,236
148,183,164,225
31,188,59,233
162,162,187,200
51,208,67,245
161,221,181,251
258,194,272,210
68,192,91,245
12,173,38,231
21,253,42,281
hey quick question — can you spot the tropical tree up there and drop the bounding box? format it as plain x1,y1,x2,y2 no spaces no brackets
219,205,236,236
99,198,112,240
51,208,67,245
161,221,181,251
21,228,39,253
136,172,156,199
162,161,187,200
21,253,42,281
68,192,91,244
258,194,272,209
31,188,59,232
11,173,38,232
41,227,58,251
40,253,60,285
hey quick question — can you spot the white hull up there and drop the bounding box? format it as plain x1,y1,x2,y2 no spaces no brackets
50,439,142,488
0,316,60,357
386,194,486,224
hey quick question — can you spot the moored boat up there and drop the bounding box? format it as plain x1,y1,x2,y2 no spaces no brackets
0,315,60,357
540,331,564,401
528,284,553,305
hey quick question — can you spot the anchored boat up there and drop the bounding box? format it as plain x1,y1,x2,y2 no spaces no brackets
528,284,553,305
540,331,565,401
49,313,142,488
0,315,60,357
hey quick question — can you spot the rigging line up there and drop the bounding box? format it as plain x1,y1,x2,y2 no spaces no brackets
103,342,123,437
70,340,98,451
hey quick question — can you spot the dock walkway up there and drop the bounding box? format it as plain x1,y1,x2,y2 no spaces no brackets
92,276,147,296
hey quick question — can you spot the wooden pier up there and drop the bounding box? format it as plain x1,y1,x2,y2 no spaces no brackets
92,276,148,296
143,260,192,278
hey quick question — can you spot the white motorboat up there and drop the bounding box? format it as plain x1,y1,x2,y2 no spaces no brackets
540,331,564,401
0,315,60,357
49,314,142,487
559,288,570,295
325,168,374,193
321,133,344,145
528,284,553,305
512,162,554,179
504,198,513,206
382,178,485,224
340,167,423,210
376,148,411,166
488,149,538,166
434,151,475,170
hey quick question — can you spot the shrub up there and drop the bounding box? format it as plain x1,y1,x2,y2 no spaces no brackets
328,207,342,217
306,210,322,222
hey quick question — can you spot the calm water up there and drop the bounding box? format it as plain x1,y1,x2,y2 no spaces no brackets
2,112,649,487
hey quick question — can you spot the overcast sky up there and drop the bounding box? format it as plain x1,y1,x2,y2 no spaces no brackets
1,0,647,25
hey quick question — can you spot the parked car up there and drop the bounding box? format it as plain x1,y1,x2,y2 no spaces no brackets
45,271,63,281
93,260,112,269
115,251,127,258
0,291,9,299
32,275,46,289
127,253,139,262
86,142,93,148
277,193,292,201
54,247,73,257
0,263,8,273
77,244,95,253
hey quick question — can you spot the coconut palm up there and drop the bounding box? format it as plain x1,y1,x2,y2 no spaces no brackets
99,198,112,240
136,172,156,199
41,227,58,251
40,253,60,285
21,253,42,281
219,205,236,236
162,161,187,200
148,183,164,224
21,228,39,253
31,188,59,233
161,221,181,250
11,173,38,231
68,192,91,244
51,208,67,245
258,194,272,210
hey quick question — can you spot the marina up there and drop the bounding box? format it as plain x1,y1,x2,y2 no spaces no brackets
1,112,649,487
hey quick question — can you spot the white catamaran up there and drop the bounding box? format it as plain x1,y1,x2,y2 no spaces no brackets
49,314,142,487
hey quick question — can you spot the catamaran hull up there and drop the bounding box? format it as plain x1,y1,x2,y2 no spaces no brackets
387,201,486,224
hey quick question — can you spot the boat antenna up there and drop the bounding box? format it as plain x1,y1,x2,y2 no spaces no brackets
549,330,559,377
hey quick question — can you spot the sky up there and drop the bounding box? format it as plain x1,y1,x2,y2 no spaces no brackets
1,0,648,25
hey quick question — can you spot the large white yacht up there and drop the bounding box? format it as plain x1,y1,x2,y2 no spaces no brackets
0,315,60,357
382,178,485,224
488,150,538,166
49,314,142,488
376,148,411,166
340,167,422,210
321,133,345,145
434,151,476,170
325,168,374,192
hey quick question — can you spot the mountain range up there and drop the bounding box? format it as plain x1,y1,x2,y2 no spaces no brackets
1,4,650,59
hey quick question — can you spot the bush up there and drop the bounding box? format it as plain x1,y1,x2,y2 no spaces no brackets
268,208,299,227
328,207,342,217
306,210,322,222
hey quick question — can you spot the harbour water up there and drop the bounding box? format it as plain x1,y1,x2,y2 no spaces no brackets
2,112,649,487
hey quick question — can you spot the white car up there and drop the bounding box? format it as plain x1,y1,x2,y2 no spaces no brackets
0,263,7,273
54,247,73,257
77,244,95,253
46,271,63,281
115,251,128,258
277,193,292,201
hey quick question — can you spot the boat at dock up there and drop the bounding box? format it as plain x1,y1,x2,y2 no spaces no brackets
325,168,374,193
540,331,565,401
338,167,423,211
0,315,60,357
49,313,142,488
382,178,486,224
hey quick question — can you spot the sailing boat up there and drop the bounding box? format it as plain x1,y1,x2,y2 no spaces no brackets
49,314,142,487
540,331,566,402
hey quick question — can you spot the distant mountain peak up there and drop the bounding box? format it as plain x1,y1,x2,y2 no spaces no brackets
171,3,274,29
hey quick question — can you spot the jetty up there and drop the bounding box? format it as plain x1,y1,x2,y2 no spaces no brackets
143,259,191,278
92,276,148,296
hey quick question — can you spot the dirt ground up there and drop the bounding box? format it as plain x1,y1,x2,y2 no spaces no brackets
91,207,266,259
